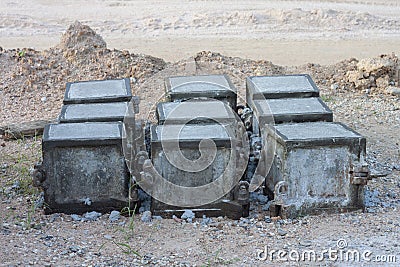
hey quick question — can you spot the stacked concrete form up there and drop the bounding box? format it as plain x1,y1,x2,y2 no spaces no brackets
32,74,371,219
246,74,370,218
149,75,250,219
165,74,237,109
33,78,140,214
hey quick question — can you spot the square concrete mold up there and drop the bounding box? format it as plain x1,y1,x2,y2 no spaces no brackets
64,78,132,104
259,122,369,218
251,97,333,127
156,100,237,125
149,123,248,219
34,122,134,214
165,74,237,108
59,102,130,123
246,74,320,106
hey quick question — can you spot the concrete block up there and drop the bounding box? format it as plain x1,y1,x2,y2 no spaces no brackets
155,100,245,138
149,123,248,219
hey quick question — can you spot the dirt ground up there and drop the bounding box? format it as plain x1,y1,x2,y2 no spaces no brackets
1,1,400,266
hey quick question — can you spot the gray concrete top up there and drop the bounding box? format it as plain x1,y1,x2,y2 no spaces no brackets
64,78,131,104
153,124,231,142
157,101,236,123
59,102,129,123
254,97,332,116
44,122,122,141
274,122,362,141
166,74,236,94
247,74,319,99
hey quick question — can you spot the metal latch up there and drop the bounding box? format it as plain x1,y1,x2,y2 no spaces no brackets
274,181,288,205
350,164,370,185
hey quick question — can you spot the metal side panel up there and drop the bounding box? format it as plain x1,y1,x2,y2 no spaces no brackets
149,122,248,218
150,124,232,187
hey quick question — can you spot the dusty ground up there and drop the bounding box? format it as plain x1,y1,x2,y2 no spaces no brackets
1,1,400,266
1,0,400,65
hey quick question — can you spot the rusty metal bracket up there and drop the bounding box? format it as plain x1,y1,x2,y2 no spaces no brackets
32,163,45,187
134,150,149,172
131,96,140,114
129,182,139,202
274,181,288,205
237,181,250,205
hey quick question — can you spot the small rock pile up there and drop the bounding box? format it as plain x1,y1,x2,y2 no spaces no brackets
194,50,284,77
344,54,399,94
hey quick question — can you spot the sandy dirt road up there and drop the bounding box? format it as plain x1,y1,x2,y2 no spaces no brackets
1,0,400,65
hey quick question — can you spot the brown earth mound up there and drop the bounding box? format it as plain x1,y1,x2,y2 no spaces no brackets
0,22,399,126
57,21,107,53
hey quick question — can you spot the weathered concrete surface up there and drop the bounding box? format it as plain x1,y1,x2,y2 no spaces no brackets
156,100,237,125
36,122,133,214
260,122,368,218
152,123,232,143
44,122,122,142
273,121,362,141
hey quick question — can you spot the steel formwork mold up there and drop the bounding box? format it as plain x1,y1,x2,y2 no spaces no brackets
259,122,369,218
